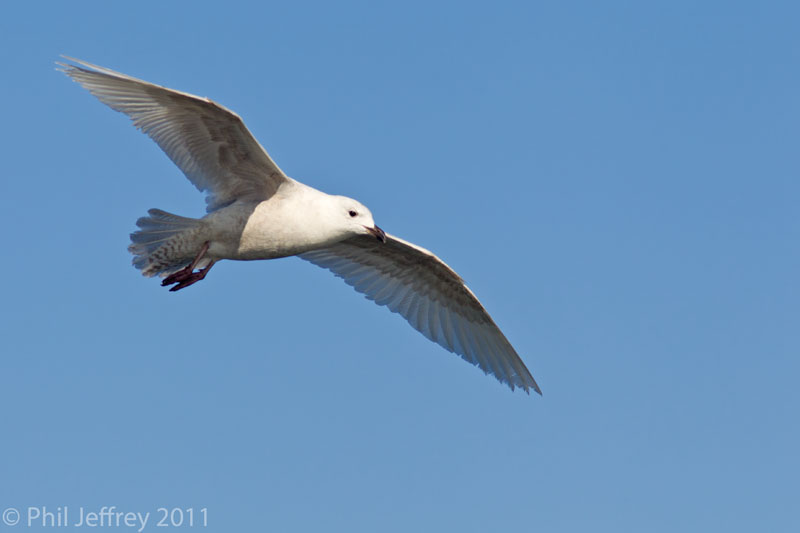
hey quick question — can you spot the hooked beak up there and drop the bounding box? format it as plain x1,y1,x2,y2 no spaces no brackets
365,225,386,243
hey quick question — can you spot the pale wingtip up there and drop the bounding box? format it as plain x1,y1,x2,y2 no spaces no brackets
55,56,83,77
54,55,71,73
502,374,541,395
57,55,93,69
55,55,79,70
56,56,114,79
519,381,543,396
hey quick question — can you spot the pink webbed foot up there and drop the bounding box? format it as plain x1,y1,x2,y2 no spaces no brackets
160,242,216,292
162,261,216,291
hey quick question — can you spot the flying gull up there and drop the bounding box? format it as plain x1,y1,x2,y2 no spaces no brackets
59,57,541,394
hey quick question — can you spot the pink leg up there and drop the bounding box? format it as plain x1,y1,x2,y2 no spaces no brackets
166,260,216,292
161,242,216,291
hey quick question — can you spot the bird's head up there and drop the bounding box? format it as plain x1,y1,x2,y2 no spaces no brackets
332,196,385,243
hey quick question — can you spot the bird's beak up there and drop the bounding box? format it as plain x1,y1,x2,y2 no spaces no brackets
365,225,386,243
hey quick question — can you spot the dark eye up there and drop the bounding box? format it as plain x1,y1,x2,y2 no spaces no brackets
349,210,357,217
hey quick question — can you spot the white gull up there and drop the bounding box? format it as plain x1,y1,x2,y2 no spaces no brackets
60,57,541,394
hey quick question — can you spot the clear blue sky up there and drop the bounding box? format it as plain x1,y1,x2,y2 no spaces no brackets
1,1,798,532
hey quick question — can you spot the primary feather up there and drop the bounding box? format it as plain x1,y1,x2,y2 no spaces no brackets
59,57,289,211
302,235,541,394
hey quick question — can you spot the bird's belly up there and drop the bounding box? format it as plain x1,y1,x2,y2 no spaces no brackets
229,235,315,261
208,224,311,261
204,200,343,261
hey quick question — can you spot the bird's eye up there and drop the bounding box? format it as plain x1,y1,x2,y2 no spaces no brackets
349,210,357,217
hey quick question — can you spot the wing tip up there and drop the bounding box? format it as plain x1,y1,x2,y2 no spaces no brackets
505,375,542,396
56,56,95,82
520,370,543,396
56,56,84,74
56,55,99,71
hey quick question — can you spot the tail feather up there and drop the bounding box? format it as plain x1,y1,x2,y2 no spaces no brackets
129,209,204,277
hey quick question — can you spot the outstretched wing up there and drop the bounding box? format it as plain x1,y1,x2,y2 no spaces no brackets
300,234,541,394
60,57,290,211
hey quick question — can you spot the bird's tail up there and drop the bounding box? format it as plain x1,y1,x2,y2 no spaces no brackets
128,208,206,277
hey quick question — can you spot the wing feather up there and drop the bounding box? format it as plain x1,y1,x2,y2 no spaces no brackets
300,234,541,394
59,57,289,211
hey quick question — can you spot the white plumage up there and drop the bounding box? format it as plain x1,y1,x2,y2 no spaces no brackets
60,57,541,394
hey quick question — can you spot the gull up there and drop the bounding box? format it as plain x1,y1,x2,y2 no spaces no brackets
60,57,541,395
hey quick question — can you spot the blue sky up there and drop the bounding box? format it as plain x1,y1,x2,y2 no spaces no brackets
1,1,798,531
